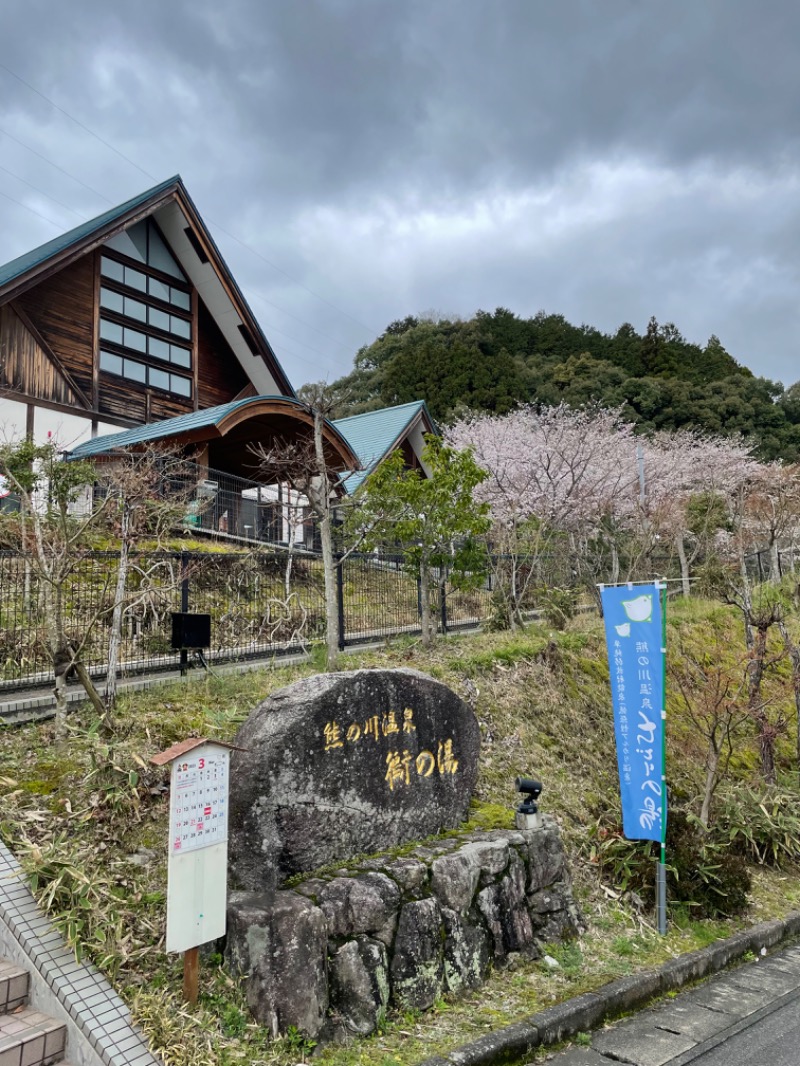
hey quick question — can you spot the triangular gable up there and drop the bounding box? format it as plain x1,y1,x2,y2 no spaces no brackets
0,304,89,409
334,400,438,493
0,176,294,400
0,177,180,295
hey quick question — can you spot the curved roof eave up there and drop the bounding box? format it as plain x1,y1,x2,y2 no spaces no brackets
69,394,361,470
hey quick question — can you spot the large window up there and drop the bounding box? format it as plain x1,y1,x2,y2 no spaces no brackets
99,351,192,397
99,220,193,399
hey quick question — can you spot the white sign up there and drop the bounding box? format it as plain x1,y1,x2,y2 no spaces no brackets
166,742,230,954
169,747,229,855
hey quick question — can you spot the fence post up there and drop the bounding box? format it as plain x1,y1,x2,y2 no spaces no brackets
180,550,189,677
440,578,448,635
416,574,422,624
336,553,346,651
758,551,764,583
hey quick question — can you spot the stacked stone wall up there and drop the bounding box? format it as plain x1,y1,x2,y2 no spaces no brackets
226,815,581,1042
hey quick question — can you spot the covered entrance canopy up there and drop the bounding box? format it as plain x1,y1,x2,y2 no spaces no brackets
69,394,360,481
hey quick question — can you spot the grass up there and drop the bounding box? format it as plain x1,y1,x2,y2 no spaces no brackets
2,603,800,1065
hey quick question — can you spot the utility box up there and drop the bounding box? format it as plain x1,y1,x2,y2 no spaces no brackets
171,612,211,650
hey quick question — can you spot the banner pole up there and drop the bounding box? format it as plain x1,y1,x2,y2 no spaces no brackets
657,582,668,935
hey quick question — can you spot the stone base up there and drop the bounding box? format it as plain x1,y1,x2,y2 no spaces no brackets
226,815,582,1043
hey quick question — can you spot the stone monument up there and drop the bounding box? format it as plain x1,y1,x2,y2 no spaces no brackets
224,666,582,1042
228,667,481,888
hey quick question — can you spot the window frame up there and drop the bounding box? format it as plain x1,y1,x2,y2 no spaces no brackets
98,241,195,402
99,348,193,398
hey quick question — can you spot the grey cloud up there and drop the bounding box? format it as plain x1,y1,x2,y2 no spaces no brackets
2,1,800,386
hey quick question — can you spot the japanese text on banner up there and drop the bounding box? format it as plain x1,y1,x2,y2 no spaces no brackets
600,584,666,843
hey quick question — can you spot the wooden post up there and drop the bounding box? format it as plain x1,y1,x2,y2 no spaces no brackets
183,947,199,1005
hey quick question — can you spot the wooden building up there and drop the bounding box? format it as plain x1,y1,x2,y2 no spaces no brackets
0,175,295,450
0,176,434,541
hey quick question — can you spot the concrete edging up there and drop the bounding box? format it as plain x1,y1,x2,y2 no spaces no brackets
418,911,800,1066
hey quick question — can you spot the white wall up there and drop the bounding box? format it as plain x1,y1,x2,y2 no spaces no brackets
0,398,131,452
32,409,94,450
0,397,27,442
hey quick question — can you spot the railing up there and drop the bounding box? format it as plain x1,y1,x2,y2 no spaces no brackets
744,547,800,583
91,461,320,547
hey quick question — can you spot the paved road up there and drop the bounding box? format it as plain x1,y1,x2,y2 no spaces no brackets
548,941,800,1066
689,995,800,1065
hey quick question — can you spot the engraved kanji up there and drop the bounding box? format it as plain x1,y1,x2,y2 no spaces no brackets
385,750,413,790
437,738,458,775
324,721,343,751
382,711,400,736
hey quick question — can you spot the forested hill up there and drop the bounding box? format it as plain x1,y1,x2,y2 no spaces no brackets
329,309,800,461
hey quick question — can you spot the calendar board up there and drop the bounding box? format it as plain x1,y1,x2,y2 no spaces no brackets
161,741,232,954
169,746,230,855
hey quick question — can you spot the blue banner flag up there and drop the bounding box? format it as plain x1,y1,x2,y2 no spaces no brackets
599,583,667,843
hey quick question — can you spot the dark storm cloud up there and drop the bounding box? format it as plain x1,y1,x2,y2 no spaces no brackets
1,1,800,384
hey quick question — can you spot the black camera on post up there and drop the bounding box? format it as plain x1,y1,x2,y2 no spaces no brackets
515,776,542,816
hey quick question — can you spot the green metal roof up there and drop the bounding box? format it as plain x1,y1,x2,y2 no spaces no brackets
69,397,262,458
333,400,435,492
0,176,181,292
69,396,434,487
69,395,358,464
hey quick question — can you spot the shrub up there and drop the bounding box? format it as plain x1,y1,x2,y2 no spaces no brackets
713,786,800,866
534,585,577,629
588,808,751,918
16,834,131,975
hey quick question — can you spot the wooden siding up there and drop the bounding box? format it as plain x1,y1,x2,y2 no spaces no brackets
96,373,147,423
149,389,194,422
96,374,194,425
0,305,85,408
4,250,259,429
197,300,251,408
15,254,95,400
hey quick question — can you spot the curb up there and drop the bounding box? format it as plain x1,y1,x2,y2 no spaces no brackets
418,911,800,1066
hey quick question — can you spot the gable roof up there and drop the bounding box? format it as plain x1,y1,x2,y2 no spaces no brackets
0,176,180,292
0,176,295,398
333,400,436,492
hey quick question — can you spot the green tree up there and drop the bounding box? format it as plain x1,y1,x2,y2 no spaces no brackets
351,439,490,645
329,308,799,459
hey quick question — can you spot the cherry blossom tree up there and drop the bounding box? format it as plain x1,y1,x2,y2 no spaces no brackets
447,404,760,604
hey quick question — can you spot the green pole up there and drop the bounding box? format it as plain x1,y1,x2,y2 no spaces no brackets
657,582,668,934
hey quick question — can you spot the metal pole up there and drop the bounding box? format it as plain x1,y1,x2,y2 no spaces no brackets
335,553,346,652
658,581,668,934
657,850,667,935
180,551,189,677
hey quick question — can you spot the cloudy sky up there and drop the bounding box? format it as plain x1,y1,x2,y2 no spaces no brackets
2,1,799,388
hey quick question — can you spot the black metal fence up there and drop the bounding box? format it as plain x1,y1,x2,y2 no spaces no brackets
0,538,699,694
0,548,525,692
